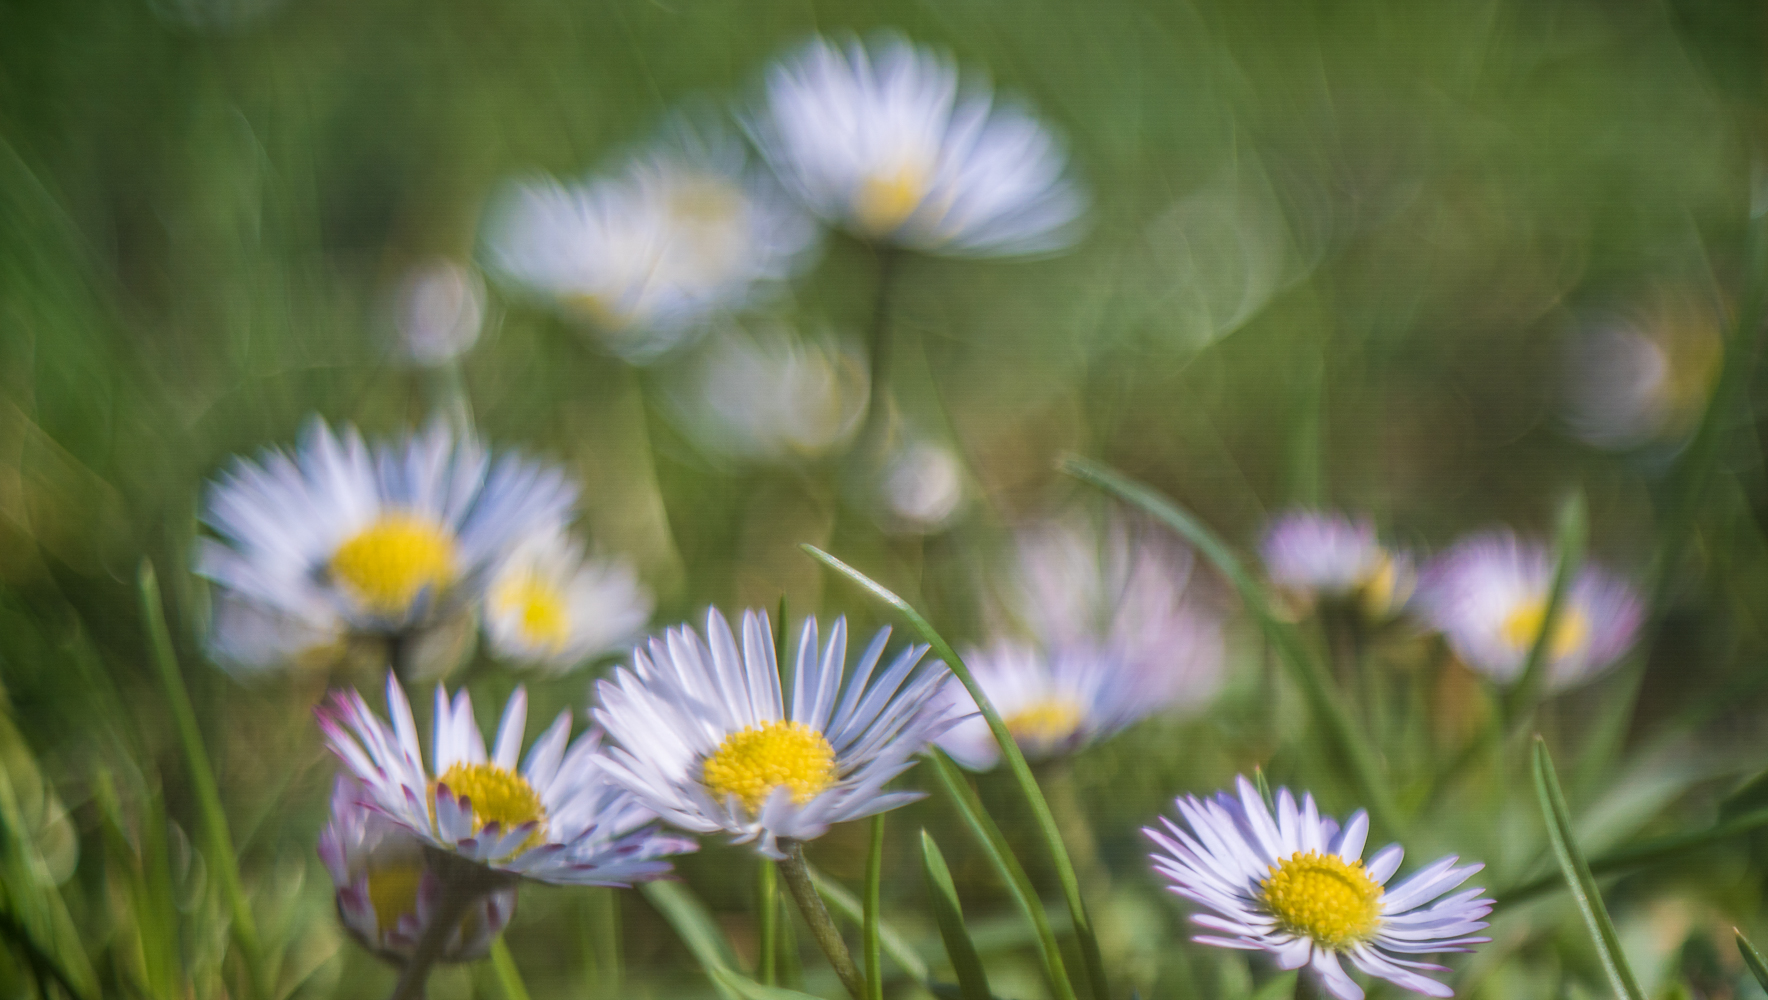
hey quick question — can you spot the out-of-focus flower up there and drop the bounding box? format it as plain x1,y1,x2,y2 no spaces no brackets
1147,777,1492,1000
320,776,516,964
594,610,956,857
1416,531,1642,690
484,123,818,362
483,525,651,674
1261,511,1413,619
393,259,486,366
1563,293,1724,450
319,675,694,884
936,515,1224,770
752,33,1085,256
876,435,966,533
198,420,576,674
676,326,868,460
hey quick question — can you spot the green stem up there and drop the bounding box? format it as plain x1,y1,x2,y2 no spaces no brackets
777,840,865,1000
1501,492,1587,727
864,815,885,1000
758,860,779,986
1037,759,1109,893
489,937,533,1000
859,248,901,454
389,853,512,1000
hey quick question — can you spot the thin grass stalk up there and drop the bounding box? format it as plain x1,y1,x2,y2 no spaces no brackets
1501,491,1587,726
804,863,928,985
490,937,534,1000
863,815,885,1000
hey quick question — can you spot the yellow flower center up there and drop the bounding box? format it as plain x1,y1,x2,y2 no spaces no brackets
365,864,424,935
1499,598,1590,659
1262,850,1383,948
702,721,838,814
1358,553,1400,616
1003,700,1085,747
565,292,633,330
491,573,571,653
853,164,930,234
435,762,547,843
330,514,459,615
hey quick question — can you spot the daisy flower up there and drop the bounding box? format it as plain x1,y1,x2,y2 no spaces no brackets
319,776,516,965
752,32,1085,256
936,515,1223,769
391,259,486,367
483,524,653,675
484,121,818,361
318,674,695,885
1261,510,1414,618
1147,777,1492,1000
198,420,576,672
674,325,869,460
1416,530,1643,689
593,609,956,857
1563,291,1723,450
876,435,966,533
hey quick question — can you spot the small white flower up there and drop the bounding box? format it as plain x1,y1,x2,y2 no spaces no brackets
1563,292,1723,450
936,515,1224,769
676,325,869,460
1416,530,1643,689
319,776,516,965
877,437,966,533
752,32,1085,255
392,259,486,366
484,122,818,361
198,420,577,670
484,525,652,674
593,609,956,857
1261,510,1413,618
319,675,695,885
1148,777,1492,1000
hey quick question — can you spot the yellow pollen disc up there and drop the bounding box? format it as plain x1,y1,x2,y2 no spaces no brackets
565,292,632,330
1358,553,1399,616
1261,850,1383,948
435,762,547,846
853,164,930,234
330,514,459,615
365,864,424,935
1499,599,1590,659
702,721,838,814
492,573,571,652
1003,700,1085,747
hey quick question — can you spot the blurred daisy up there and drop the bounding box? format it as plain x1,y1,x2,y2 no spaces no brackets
936,515,1224,770
1147,777,1492,1000
319,675,695,884
753,33,1085,255
874,434,966,534
319,775,516,965
594,609,956,857
1261,511,1413,618
1416,531,1642,690
484,123,818,362
484,525,652,674
676,326,868,460
392,259,486,367
198,420,576,672
1563,292,1723,450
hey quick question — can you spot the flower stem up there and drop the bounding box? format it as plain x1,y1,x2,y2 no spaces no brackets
777,840,865,1000
1035,758,1110,893
388,851,513,1000
859,247,901,454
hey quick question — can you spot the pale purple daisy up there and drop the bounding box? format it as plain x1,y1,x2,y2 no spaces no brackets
1147,777,1492,1000
1261,510,1413,617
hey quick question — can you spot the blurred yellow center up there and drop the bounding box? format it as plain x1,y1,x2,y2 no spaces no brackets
1262,850,1383,948
702,721,837,813
566,292,632,330
1500,599,1589,658
365,864,423,934
1004,700,1085,745
854,164,929,233
491,573,570,652
1358,553,1399,616
436,762,547,839
330,514,458,614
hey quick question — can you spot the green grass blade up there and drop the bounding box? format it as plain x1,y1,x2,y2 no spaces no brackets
710,967,827,1000
864,815,885,1000
1500,804,1768,905
1532,737,1646,1000
640,881,745,1000
1737,929,1768,992
137,561,263,1000
1503,491,1587,722
0,765,98,1000
802,544,1106,1000
1057,456,1402,836
920,831,992,1000
806,864,929,984
490,937,534,1000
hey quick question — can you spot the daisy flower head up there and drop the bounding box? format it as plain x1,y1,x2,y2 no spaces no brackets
1417,530,1643,690
391,258,486,367
483,120,818,362
198,419,577,673
674,324,869,461
875,435,966,534
752,32,1086,256
936,514,1224,769
593,609,957,857
1147,777,1492,1000
1261,510,1414,618
483,524,652,675
1563,290,1723,451
319,775,516,965
318,674,696,885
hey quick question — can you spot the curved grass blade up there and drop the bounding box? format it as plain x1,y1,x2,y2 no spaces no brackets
864,815,885,1000
1532,737,1646,1000
640,881,744,1000
489,937,534,1000
1737,929,1768,992
138,561,263,1000
920,831,992,1000
1503,491,1586,724
1057,456,1401,836
711,967,826,1000
802,544,1102,1000
806,863,929,984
